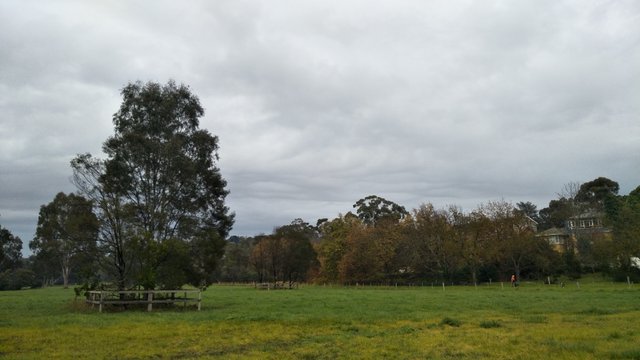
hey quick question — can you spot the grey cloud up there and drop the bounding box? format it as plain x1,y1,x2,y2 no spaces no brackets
1,0,639,247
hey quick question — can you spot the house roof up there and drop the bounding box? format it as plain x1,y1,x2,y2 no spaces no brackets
569,210,605,220
536,227,569,237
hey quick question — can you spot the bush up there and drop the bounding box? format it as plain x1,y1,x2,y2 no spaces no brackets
0,268,37,290
440,317,462,327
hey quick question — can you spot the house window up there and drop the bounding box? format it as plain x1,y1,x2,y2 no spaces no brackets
580,219,594,228
568,221,575,229
548,236,564,245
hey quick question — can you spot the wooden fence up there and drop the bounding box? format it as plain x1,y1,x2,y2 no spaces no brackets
86,290,201,312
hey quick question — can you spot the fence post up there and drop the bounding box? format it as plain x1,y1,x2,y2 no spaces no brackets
197,291,202,311
99,291,103,313
147,291,153,312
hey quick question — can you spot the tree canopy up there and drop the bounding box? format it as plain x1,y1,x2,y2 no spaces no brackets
353,195,408,226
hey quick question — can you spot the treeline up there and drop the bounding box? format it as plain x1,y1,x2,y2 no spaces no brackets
216,179,640,285
3,176,639,290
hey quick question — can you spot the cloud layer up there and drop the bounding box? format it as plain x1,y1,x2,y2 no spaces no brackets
1,0,639,250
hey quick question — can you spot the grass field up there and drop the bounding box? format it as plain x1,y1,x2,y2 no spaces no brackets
1,279,639,359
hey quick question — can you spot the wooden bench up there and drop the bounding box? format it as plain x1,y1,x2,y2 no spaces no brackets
86,290,201,312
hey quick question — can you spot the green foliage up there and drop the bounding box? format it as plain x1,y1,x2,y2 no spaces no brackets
604,185,640,278
155,238,191,289
0,225,22,271
562,250,582,280
105,80,233,240
576,177,619,206
353,195,408,226
516,201,540,224
539,197,574,230
73,277,101,299
30,192,99,288
0,268,36,290
214,237,256,282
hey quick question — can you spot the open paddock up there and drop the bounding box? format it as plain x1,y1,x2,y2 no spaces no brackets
1,280,639,359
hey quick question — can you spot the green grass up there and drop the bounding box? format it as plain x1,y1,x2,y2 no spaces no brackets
1,282,639,359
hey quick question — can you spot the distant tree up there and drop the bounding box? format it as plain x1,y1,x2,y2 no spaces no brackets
273,219,318,286
576,177,619,209
27,253,58,287
215,237,256,282
460,207,493,285
483,201,542,281
1,225,22,271
353,195,408,226
0,267,37,291
30,192,99,288
316,213,359,283
0,225,28,291
516,201,540,224
557,181,581,200
72,80,234,289
249,235,270,283
404,204,461,282
539,197,578,231
248,220,318,286
607,185,640,280
338,224,382,283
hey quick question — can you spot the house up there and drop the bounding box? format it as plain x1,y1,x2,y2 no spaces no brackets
524,215,538,233
567,211,604,230
536,227,571,252
537,211,611,253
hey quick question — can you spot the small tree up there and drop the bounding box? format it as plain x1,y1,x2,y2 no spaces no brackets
30,192,99,288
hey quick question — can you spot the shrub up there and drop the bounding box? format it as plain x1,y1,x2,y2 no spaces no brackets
479,320,501,328
0,268,37,290
440,317,461,327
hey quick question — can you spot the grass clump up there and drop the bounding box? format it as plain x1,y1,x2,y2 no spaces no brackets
610,349,640,359
578,307,617,315
479,320,501,328
440,317,462,327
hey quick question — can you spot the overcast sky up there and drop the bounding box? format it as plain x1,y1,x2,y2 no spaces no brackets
1,1,639,254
